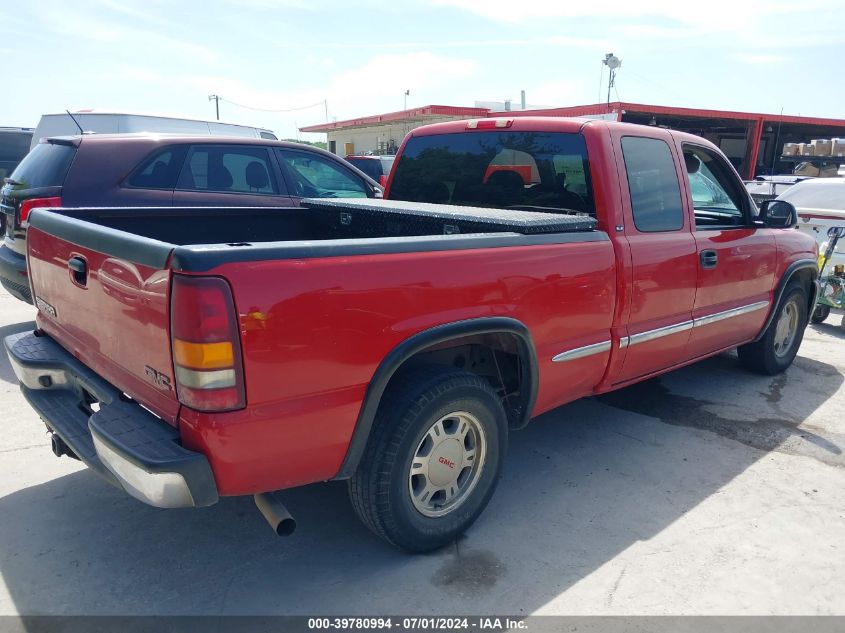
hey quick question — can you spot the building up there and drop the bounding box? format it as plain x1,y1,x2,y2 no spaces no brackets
301,101,845,180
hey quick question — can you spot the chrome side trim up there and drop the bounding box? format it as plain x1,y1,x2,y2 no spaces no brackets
618,336,630,349
693,301,770,328
552,340,611,363
628,321,693,347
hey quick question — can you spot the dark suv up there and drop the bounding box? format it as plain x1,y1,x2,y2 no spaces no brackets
344,154,395,187
1,135,380,303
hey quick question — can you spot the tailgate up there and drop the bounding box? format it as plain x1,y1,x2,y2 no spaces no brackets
26,211,180,425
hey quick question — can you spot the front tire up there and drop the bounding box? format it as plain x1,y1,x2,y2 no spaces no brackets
738,282,808,375
348,366,507,552
811,304,830,324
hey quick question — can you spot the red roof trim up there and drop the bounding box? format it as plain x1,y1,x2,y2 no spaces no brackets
301,101,845,134
300,105,490,132
494,101,845,127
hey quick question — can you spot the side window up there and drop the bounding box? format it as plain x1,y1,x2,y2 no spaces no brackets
126,146,187,190
176,146,280,195
621,136,685,232
682,144,748,228
277,149,369,198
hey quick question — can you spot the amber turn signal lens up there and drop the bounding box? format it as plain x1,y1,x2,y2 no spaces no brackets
173,339,234,370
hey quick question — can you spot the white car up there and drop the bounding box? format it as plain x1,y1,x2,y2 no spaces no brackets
777,178,845,271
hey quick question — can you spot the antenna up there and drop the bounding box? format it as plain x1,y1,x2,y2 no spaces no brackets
65,110,84,134
603,53,621,106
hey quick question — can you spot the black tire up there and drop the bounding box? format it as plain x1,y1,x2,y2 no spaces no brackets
348,365,507,552
738,282,808,375
811,304,830,324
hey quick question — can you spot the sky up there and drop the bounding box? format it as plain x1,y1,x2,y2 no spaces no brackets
3,0,844,142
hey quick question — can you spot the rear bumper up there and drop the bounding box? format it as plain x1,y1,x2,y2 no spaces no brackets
4,331,218,508
0,244,31,303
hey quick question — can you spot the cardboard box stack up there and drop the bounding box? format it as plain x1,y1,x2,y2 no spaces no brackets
782,143,798,156
798,143,815,156
811,139,833,156
833,138,845,156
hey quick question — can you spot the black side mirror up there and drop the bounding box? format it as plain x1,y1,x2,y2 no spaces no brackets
828,226,845,239
759,199,797,228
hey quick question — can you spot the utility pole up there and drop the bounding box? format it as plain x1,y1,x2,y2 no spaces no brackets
208,94,220,121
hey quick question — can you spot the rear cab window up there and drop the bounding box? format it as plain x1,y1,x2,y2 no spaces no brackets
388,131,595,215
620,136,685,232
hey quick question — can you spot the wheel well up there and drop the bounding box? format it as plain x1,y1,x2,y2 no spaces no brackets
390,332,531,430
790,266,817,315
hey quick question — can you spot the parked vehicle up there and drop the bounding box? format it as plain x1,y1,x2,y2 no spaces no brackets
777,177,845,273
5,117,817,552
0,135,381,302
31,112,276,150
345,154,395,187
0,127,34,182
745,174,812,205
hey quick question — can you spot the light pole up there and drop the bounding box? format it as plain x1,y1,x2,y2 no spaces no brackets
404,89,410,110
602,54,621,106
208,94,220,121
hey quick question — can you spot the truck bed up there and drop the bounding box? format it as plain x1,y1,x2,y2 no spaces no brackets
29,199,601,272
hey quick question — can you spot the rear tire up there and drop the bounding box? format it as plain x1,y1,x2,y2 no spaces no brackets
348,366,507,552
738,282,808,375
811,305,830,324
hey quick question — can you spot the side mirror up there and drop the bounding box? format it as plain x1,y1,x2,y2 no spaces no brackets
828,226,845,239
759,199,797,228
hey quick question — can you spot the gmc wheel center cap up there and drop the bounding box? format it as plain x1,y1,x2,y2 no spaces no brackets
428,439,463,487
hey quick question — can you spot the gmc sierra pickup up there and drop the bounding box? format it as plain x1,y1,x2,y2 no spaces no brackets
5,117,818,552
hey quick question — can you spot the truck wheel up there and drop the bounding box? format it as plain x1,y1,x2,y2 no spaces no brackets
811,305,830,324
348,366,507,552
737,282,808,375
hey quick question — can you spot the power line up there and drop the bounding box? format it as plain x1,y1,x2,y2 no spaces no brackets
219,97,327,113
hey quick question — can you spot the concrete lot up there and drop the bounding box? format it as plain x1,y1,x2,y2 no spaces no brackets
1,288,844,616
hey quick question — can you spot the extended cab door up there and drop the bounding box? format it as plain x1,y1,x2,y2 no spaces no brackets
680,142,776,358
612,132,699,384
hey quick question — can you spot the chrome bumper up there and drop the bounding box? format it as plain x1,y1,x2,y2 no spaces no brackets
4,331,218,508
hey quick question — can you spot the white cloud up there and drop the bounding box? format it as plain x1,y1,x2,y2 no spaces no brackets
433,0,838,25
735,53,789,65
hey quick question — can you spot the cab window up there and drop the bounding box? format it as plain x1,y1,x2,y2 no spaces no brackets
621,136,684,232
683,144,749,228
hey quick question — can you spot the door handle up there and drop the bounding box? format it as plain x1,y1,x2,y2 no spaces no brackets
700,250,718,269
68,256,88,286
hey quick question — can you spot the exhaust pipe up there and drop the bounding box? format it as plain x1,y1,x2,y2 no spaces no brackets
50,433,79,460
254,492,296,536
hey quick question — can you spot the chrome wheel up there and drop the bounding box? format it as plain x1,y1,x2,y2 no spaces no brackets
408,411,487,518
773,299,799,358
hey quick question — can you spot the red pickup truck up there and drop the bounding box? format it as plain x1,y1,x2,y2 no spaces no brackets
5,117,818,552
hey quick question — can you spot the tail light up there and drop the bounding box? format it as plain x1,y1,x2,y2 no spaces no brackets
170,275,245,412
379,175,387,187
20,196,62,224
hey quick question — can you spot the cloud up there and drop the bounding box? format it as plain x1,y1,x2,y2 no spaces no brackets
34,2,219,63
433,0,839,25
735,53,789,65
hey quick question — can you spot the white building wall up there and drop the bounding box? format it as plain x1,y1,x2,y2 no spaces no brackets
326,116,469,156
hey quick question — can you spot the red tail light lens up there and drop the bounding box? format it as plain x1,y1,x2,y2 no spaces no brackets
20,196,62,223
170,275,245,412
379,174,387,187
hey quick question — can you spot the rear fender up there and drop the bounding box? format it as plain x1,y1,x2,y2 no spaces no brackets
333,316,538,479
